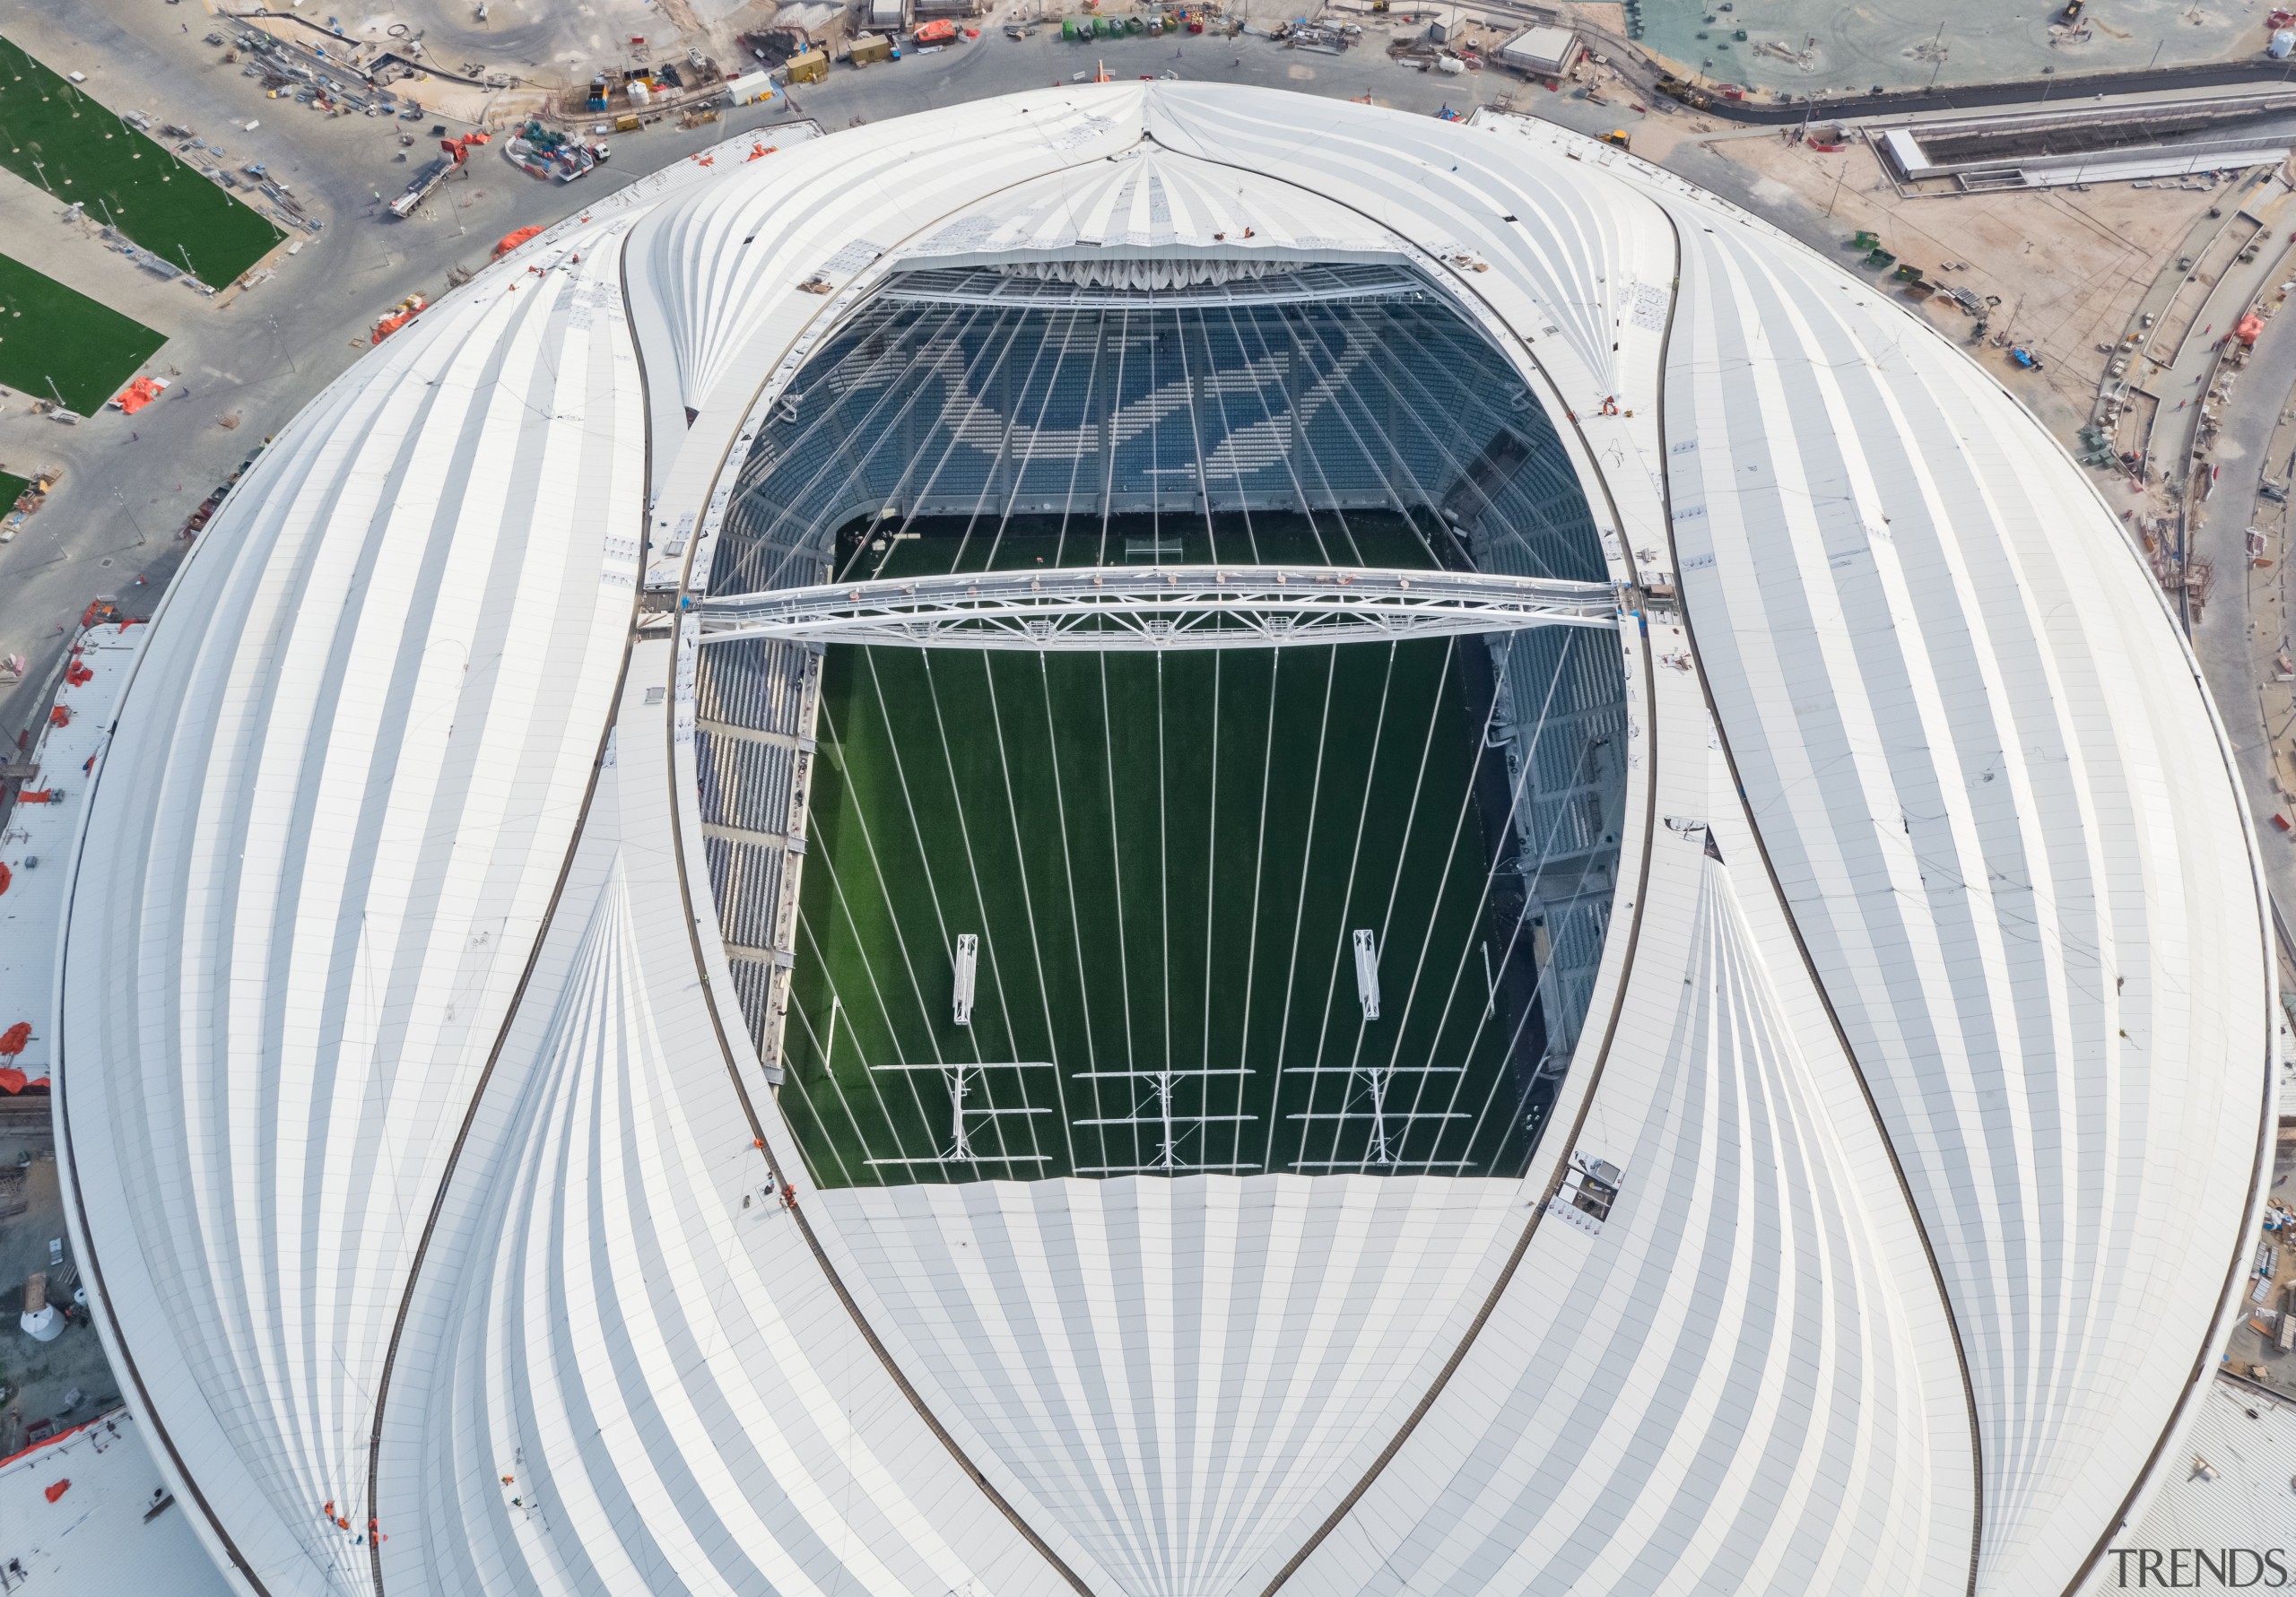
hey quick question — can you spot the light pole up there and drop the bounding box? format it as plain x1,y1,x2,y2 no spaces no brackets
113,487,146,548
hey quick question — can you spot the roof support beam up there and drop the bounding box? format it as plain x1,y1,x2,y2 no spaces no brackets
693,565,1622,651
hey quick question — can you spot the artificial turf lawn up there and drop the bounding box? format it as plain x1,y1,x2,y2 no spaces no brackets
0,35,283,285
0,253,164,415
780,638,1538,1187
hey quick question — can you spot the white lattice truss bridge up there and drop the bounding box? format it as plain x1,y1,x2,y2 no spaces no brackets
693,566,1623,650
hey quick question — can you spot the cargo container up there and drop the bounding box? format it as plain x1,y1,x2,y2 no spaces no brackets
726,69,777,105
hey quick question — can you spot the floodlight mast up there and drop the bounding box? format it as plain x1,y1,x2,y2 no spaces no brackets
692,565,1626,651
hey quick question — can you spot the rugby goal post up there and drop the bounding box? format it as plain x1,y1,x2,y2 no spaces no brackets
1353,929,1380,1021
952,933,978,1027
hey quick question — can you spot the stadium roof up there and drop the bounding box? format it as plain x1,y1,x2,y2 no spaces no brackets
40,85,2274,1597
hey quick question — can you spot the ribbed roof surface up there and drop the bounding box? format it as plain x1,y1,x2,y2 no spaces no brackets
1661,204,2269,1589
45,85,2271,1597
57,210,648,1593
902,145,1392,262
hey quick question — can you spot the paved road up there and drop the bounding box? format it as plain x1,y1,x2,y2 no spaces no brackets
1633,54,2296,126
2192,268,2296,929
2150,182,2295,496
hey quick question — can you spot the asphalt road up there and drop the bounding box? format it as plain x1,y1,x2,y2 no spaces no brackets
2191,256,2296,925
1639,55,2296,126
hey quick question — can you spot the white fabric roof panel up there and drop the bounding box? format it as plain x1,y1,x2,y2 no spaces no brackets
53,213,649,1594
376,648,1087,1597
817,1175,1522,1597
1660,207,2273,1594
41,83,2272,1597
899,146,1401,264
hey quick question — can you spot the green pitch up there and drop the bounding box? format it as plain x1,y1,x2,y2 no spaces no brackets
0,254,164,415
0,36,284,285
779,638,1539,1185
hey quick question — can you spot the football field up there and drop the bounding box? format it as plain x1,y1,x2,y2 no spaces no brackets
780,637,1543,1185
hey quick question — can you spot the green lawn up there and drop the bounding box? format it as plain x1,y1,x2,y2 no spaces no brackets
0,36,283,284
780,638,1539,1187
0,253,164,414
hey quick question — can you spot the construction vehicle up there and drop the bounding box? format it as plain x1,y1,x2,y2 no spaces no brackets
1654,74,1710,110
386,131,491,219
387,155,452,218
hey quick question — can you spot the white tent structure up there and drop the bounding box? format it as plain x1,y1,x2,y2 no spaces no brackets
42,85,2274,1597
